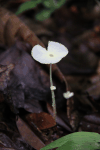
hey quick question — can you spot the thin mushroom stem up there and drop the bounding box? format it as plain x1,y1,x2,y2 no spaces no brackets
50,63,56,122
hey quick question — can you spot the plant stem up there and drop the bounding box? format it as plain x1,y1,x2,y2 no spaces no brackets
50,63,56,122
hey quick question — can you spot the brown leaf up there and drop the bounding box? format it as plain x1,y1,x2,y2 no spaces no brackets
16,116,45,150
26,112,56,130
0,7,44,47
0,19,5,45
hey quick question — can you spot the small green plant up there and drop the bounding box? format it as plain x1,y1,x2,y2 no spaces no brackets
31,41,74,121
15,0,66,21
40,131,100,150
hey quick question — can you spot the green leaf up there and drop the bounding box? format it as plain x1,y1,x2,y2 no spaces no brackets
31,0,42,4
55,0,66,9
40,131,100,150
43,0,66,9
43,0,57,8
15,1,39,15
35,9,54,21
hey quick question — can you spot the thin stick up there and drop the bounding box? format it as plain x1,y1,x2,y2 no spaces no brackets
50,63,56,122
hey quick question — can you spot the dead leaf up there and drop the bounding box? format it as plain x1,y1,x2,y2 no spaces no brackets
0,7,44,47
80,112,100,133
16,116,45,150
26,112,56,130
